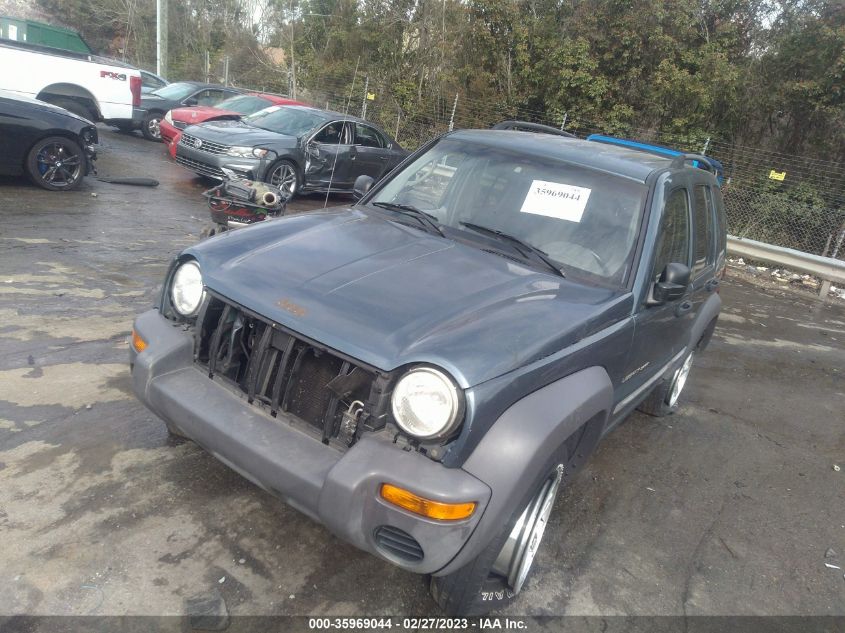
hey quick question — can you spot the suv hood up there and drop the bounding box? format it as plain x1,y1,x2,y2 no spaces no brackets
185,208,630,387
187,120,298,148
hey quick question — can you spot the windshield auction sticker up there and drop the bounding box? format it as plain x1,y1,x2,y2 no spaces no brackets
520,180,591,223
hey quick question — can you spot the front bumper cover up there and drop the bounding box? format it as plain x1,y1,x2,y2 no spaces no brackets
130,309,491,575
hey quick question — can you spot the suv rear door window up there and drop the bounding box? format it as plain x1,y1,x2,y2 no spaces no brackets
651,188,691,281
692,185,715,276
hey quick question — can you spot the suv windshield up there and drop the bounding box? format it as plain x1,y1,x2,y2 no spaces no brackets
151,82,198,101
215,94,272,115
243,106,325,137
371,137,648,285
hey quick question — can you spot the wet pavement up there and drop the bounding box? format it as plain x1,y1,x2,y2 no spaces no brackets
0,128,843,618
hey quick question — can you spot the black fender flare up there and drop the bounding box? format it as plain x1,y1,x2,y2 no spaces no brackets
688,292,721,352
436,365,613,575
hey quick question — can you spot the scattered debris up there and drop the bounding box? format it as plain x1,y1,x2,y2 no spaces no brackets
824,562,841,570
186,589,229,631
238,558,245,565
289,594,295,599
218,576,225,584
646,487,656,492
90,192,98,198
85,404,92,410
834,464,841,472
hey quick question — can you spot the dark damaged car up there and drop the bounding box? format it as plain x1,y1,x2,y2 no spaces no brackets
174,104,408,198
0,89,97,191
130,128,726,614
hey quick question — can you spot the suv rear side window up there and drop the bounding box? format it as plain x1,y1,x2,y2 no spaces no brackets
651,188,691,281
692,185,715,275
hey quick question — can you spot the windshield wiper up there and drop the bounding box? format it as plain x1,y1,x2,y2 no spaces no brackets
459,222,565,277
372,202,445,237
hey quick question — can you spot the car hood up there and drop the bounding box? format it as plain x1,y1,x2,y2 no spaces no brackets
171,106,240,124
185,208,631,387
187,119,299,148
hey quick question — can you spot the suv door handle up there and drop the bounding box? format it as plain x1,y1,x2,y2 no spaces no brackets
675,299,693,317
705,279,720,292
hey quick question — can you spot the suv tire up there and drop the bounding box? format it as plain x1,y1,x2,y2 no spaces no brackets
638,350,694,417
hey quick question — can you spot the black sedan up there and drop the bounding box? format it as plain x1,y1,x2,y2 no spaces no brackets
135,81,241,141
0,90,97,191
175,105,409,197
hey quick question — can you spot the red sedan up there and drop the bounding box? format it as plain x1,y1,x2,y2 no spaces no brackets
161,93,303,157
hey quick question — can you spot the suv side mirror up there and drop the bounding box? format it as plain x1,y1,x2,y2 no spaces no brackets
353,174,375,200
183,96,198,106
648,262,690,306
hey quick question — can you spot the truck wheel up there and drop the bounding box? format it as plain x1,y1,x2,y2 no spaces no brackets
141,111,164,141
47,97,96,122
637,350,694,417
429,465,564,615
26,136,87,191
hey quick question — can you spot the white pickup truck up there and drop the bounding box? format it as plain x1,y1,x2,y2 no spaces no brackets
0,39,142,128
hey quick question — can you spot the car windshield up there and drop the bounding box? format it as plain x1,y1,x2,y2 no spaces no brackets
371,137,648,285
151,82,198,100
214,95,272,115
243,106,326,137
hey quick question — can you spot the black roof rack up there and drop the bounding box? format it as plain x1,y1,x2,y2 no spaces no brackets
491,120,576,138
669,153,718,174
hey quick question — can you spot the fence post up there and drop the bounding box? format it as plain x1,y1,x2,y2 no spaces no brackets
394,109,401,143
702,137,711,155
223,56,229,86
361,76,369,119
205,51,209,82
448,93,459,131
560,112,568,130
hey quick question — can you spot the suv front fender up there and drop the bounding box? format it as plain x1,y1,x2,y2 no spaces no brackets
435,365,613,576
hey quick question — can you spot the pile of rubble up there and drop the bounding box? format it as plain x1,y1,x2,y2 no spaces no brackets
727,257,845,300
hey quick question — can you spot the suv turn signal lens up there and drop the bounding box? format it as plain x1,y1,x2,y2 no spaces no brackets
380,483,476,521
131,329,147,353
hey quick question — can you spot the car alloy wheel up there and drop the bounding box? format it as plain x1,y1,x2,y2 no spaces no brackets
491,465,564,594
147,116,162,139
667,352,694,407
34,140,83,189
269,162,297,196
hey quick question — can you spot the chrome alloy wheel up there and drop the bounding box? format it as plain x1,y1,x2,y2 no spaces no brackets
667,352,694,407
492,465,564,594
147,116,162,139
269,163,297,196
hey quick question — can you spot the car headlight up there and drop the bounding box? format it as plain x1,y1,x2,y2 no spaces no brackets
164,110,173,124
170,260,205,316
391,367,462,440
226,146,270,158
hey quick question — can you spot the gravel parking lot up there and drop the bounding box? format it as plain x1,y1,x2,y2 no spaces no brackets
0,128,843,620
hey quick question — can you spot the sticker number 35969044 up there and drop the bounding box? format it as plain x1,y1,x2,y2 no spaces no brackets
520,180,592,223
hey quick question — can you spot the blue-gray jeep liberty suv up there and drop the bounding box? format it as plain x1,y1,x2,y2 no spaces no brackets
130,128,726,614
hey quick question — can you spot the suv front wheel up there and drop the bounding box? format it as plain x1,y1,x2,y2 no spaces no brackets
429,465,564,615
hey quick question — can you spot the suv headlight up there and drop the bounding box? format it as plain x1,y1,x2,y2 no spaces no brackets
170,260,205,316
391,367,462,440
226,146,270,158
164,110,173,124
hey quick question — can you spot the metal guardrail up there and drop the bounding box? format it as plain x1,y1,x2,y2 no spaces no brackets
727,235,845,298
